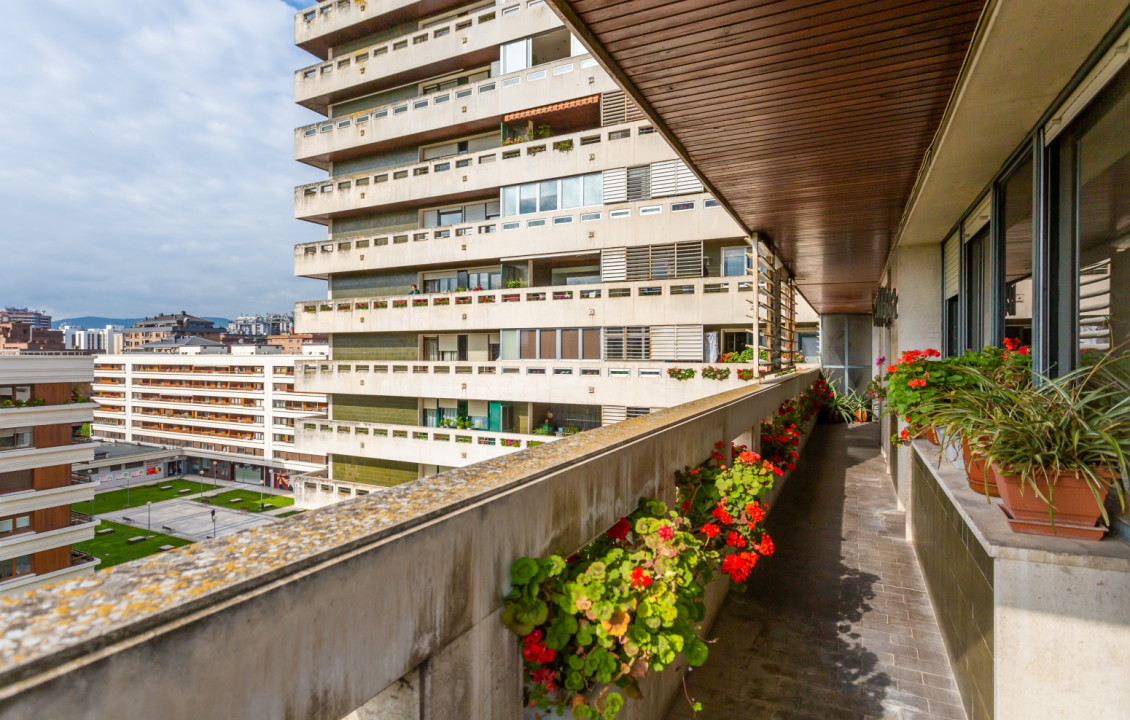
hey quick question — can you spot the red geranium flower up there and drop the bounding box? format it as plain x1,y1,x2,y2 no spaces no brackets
758,534,775,557
702,523,721,538
657,524,674,540
629,566,653,589
606,517,631,540
725,531,746,548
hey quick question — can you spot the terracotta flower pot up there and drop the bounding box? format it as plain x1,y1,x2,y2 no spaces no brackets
924,426,939,446
990,463,1108,540
961,438,998,497
853,409,869,423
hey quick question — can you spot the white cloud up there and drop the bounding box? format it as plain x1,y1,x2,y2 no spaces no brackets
0,0,327,320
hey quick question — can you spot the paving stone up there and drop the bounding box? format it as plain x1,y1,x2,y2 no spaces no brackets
665,424,966,720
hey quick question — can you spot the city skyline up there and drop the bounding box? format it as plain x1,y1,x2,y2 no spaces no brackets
0,0,320,320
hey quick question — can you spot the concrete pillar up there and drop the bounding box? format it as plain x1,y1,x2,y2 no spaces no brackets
892,243,942,538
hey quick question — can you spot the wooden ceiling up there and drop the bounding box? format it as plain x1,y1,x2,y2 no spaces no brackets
549,0,988,313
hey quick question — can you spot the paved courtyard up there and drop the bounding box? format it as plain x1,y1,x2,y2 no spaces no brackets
100,499,277,541
667,423,965,720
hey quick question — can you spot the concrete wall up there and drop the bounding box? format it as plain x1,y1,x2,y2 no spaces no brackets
0,372,816,720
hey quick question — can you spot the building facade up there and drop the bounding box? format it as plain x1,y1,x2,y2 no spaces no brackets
122,313,223,351
0,354,98,595
227,313,296,336
61,324,124,354
90,347,328,489
0,323,65,352
0,308,51,330
265,332,328,354
288,0,799,507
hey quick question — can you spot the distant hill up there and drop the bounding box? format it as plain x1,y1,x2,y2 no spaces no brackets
52,316,231,330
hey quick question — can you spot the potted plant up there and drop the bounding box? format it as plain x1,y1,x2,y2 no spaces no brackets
965,356,1127,538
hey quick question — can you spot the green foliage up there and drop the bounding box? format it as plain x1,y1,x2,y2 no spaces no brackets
701,366,731,381
667,367,696,381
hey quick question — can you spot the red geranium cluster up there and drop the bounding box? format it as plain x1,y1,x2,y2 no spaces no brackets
606,517,631,541
720,551,758,582
629,566,653,590
523,629,556,665
1001,337,1030,356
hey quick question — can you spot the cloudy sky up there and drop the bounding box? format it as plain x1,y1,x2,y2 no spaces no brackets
0,0,326,321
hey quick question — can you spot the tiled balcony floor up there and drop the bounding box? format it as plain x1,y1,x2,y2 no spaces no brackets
667,423,966,720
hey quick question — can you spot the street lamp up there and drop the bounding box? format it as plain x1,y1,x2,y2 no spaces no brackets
146,501,152,539
211,508,216,539
126,474,130,508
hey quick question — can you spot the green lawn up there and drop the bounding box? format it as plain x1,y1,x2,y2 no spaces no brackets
276,509,306,518
74,520,194,569
73,479,219,515
193,489,294,513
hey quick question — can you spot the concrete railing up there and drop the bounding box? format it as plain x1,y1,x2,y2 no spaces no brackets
293,121,669,221
296,276,755,334
300,418,558,466
0,371,817,720
295,54,610,162
295,0,560,111
293,194,738,279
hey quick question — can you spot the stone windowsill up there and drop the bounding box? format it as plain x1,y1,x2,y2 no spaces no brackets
911,440,1129,573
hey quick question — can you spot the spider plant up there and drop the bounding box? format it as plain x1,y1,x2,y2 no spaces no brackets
926,353,1129,523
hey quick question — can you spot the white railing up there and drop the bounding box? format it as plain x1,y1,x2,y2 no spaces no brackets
297,275,753,315
294,193,722,265
296,0,550,86
295,54,598,147
303,418,557,451
294,120,651,206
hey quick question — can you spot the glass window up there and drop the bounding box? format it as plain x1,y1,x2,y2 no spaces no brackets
560,176,581,209
1075,81,1129,361
519,183,538,215
438,207,463,226
0,386,31,403
721,247,747,277
502,186,518,217
539,180,558,212
0,428,33,451
1001,157,1033,347
583,173,602,206
501,39,528,74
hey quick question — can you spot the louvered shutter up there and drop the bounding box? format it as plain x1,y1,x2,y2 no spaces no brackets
675,161,703,194
626,165,651,201
943,233,959,299
626,246,651,281
650,325,677,360
603,327,625,359
650,160,678,197
600,91,644,126
602,168,627,204
601,248,627,282
626,326,650,360
651,243,676,279
602,405,626,426
676,325,704,361
675,241,703,278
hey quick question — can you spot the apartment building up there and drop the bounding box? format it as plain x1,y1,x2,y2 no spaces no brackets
0,323,65,352
0,354,98,595
0,308,51,330
227,313,296,336
90,347,329,489
122,313,223,351
288,0,799,506
61,324,124,354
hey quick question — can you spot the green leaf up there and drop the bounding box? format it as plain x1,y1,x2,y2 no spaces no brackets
510,557,539,585
685,637,709,666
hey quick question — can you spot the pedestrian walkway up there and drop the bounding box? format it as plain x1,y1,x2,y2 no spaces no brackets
667,423,966,720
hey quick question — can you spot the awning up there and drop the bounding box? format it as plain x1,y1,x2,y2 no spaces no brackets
504,94,599,122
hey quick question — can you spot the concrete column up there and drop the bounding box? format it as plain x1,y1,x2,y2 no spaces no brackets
891,243,942,537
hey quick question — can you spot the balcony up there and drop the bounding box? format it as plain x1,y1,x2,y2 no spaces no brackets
296,56,615,168
0,479,97,517
0,517,99,559
0,401,95,430
295,1,560,113
294,121,670,224
301,419,555,466
295,0,477,59
0,442,97,474
296,359,803,408
297,276,755,334
0,355,93,385
293,194,739,278
0,372,818,717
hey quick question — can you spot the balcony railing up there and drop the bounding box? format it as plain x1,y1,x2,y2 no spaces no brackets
295,54,602,160
293,194,728,277
70,510,94,526
303,418,556,454
294,120,663,220
70,549,97,567
297,276,754,333
0,371,818,719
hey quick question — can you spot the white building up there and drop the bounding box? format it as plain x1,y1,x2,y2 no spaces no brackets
61,325,124,354
286,0,799,507
90,346,329,489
